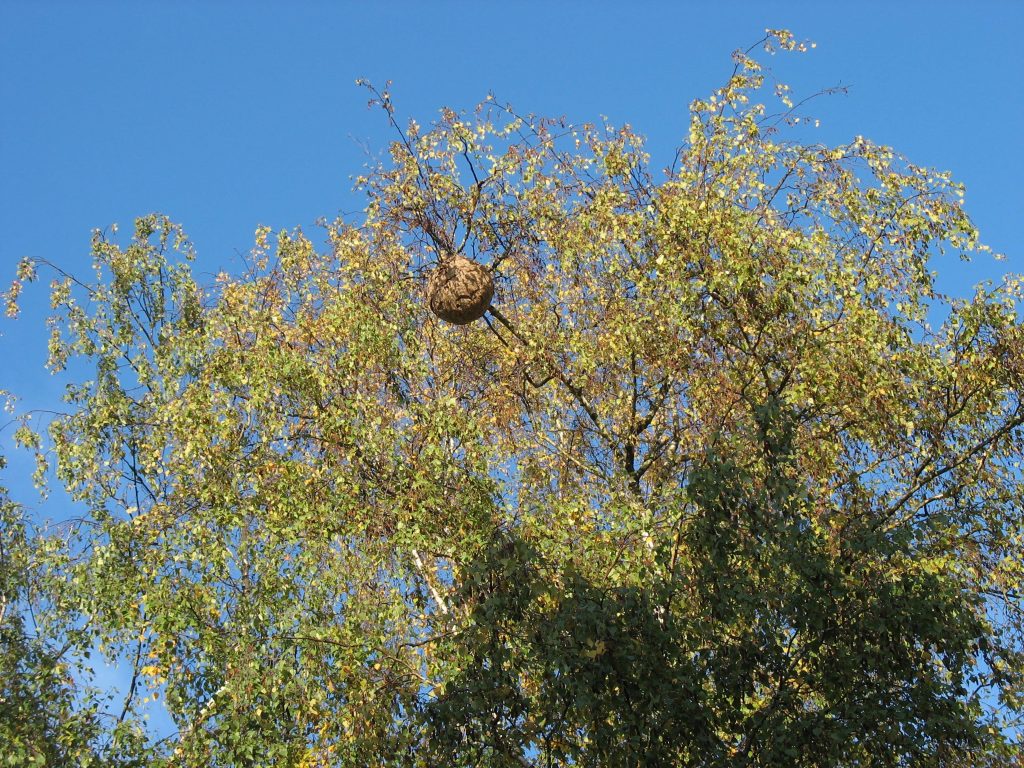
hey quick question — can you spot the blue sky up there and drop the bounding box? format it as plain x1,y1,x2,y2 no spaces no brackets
2,0,1022,742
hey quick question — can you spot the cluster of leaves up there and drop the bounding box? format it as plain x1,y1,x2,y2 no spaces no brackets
0,449,150,766
3,30,1023,766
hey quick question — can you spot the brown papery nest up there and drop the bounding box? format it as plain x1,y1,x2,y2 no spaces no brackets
426,254,494,325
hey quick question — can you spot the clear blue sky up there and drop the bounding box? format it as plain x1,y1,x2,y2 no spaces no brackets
2,0,1022,741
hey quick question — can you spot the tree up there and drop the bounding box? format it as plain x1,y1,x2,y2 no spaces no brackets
4,30,1023,766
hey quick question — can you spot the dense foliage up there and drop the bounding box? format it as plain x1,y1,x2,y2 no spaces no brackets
3,31,1023,766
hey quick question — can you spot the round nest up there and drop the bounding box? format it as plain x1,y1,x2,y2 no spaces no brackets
426,254,494,325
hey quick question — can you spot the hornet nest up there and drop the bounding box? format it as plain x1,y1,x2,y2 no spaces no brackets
426,254,494,325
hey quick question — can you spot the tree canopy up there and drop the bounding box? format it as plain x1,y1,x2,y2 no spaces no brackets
3,31,1023,766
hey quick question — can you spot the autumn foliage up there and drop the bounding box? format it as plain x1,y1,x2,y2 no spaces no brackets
3,30,1023,766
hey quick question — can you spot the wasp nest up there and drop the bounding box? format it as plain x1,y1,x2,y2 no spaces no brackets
426,254,494,325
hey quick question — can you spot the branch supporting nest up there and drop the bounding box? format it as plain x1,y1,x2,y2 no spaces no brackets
484,303,646,498
483,304,555,389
